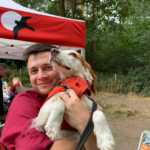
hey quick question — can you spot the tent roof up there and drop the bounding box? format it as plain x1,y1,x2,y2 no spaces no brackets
0,38,36,60
0,0,85,60
0,38,81,60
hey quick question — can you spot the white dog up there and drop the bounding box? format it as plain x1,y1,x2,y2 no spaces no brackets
31,49,115,150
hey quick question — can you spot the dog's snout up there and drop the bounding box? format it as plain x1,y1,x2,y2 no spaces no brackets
52,49,60,54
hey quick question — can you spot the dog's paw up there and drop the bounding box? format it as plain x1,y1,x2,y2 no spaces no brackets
45,125,60,141
93,110,115,150
96,133,115,150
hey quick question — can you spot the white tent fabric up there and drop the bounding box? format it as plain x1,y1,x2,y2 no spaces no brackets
0,38,82,60
0,38,36,60
0,0,85,60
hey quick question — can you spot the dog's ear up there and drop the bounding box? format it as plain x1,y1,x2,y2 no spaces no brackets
76,52,97,94
84,61,97,95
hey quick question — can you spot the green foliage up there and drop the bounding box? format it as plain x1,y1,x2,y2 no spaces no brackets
127,63,150,96
45,2,59,15
6,0,150,97
15,0,45,11
86,15,150,74
120,103,126,107
95,62,150,97
0,59,26,70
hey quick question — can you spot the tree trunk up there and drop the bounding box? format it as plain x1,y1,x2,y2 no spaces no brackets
72,0,76,19
92,7,97,53
59,0,65,17
86,4,88,19
90,6,98,70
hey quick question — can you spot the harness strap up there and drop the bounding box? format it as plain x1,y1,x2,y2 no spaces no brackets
42,85,70,105
76,100,97,150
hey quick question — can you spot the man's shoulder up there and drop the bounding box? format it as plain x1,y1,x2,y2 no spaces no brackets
13,90,46,105
15,90,46,101
12,90,40,105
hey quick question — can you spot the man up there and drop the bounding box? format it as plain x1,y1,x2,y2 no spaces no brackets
0,44,102,150
0,63,9,119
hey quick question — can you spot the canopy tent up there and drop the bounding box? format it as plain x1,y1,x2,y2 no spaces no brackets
0,0,86,60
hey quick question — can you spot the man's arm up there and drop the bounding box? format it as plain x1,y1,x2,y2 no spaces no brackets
0,91,53,150
50,139,86,150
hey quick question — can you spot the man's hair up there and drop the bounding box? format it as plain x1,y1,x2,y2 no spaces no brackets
0,63,8,70
23,43,57,64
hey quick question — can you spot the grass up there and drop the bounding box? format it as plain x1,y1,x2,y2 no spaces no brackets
120,103,126,107
105,111,129,119
96,98,140,120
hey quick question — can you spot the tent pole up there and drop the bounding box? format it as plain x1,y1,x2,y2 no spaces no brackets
81,48,85,59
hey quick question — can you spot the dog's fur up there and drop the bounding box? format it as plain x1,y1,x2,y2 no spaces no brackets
31,49,115,150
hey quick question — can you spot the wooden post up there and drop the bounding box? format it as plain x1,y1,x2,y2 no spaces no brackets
115,74,117,82
20,69,21,76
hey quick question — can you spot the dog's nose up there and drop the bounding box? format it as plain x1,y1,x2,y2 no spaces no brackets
51,49,60,54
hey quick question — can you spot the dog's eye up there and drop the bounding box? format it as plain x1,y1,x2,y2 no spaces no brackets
70,53,77,57
64,66,71,70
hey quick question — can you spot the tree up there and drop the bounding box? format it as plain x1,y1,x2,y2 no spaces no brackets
15,0,45,10
13,0,150,75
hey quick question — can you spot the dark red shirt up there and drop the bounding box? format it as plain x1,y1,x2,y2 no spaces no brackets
0,90,53,150
10,83,21,95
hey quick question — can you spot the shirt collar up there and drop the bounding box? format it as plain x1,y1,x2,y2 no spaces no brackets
27,90,48,103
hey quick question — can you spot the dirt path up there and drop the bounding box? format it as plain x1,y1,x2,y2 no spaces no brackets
91,92,150,150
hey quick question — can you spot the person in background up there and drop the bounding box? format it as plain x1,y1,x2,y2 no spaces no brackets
3,82,10,95
2,81,4,88
0,63,9,119
10,77,22,95
2,81,5,93
4,77,23,105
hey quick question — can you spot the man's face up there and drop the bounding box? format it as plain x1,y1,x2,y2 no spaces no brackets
0,68,8,77
28,51,60,96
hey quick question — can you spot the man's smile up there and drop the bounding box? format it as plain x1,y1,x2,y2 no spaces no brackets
38,81,52,87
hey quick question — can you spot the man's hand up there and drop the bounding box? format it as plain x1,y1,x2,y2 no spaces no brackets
57,89,102,134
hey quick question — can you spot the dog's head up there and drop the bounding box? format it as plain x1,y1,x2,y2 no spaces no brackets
50,49,97,94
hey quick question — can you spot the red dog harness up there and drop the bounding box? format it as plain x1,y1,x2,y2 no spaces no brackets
43,76,92,130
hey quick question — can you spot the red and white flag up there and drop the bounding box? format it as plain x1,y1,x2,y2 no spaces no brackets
0,0,86,48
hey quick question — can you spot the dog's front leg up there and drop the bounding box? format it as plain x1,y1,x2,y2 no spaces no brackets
82,95,115,150
81,95,93,111
45,100,65,141
93,111,115,150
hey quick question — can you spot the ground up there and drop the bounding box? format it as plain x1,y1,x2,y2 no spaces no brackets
91,92,150,150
